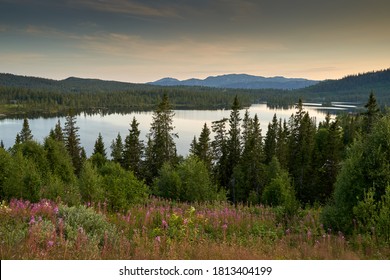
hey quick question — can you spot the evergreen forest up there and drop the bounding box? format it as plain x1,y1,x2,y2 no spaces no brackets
1,88,390,259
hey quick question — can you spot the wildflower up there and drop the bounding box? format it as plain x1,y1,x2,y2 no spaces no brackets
162,220,168,229
307,230,312,239
155,236,161,243
29,216,36,225
222,223,228,230
285,228,291,235
47,240,54,247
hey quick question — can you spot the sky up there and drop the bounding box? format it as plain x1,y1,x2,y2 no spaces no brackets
1,0,390,83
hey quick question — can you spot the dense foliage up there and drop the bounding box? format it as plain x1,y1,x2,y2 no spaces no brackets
1,91,390,257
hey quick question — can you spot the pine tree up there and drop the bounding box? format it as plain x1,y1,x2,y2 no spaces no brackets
264,114,278,164
93,133,107,158
287,101,316,204
189,136,198,156
0,140,4,149
123,117,144,177
235,113,265,203
63,113,83,175
111,133,123,164
226,96,242,203
211,118,228,188
145,93,178,179
275,118,289,169
49,120,64,142
363,91,380,133
194,123,212,171
19,117,33,143
15,134,21,145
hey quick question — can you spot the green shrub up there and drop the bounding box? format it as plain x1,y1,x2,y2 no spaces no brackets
58,204,117,246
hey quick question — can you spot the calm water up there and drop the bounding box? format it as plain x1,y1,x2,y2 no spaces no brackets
0,104,339,156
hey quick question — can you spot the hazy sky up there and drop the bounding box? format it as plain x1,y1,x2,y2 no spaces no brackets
1,0,389,83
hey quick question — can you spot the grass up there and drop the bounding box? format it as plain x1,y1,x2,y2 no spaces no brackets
0,198,389,259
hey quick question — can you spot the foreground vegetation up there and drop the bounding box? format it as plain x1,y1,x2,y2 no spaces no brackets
1,90,390,259
1,197,389,260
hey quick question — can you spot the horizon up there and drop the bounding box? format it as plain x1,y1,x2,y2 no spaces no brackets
1,1,390,83
3,67,389,84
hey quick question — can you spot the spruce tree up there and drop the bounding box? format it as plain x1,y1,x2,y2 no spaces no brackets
145,93,178,179
19,117,33,143
363,91,380,133
63,113,83,175
50,120,64,142
111,133,123,164
194,123,212,171
93,133,107,158
211,118,228,188
123,117,144,177
226,96,242,203
264,114,278,164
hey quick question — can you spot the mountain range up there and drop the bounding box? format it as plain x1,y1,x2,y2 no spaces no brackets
149,74,319,89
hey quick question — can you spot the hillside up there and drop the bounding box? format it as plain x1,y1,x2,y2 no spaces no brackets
0,73,146,93
301,68,390,104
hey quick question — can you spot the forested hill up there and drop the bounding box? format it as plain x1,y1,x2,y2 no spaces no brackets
301,68,390,103
0,73,147,93
1,69,390,117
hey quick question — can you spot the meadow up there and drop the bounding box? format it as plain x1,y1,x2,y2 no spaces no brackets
1,197,388,260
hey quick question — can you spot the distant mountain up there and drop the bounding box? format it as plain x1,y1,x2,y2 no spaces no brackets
149,74,319,89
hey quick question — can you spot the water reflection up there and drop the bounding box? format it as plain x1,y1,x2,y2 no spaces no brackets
0,104,341,156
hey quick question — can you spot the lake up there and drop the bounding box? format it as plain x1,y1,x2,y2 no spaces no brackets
0,104,345,156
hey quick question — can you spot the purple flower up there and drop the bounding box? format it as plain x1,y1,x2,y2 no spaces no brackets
162,220,168,229
155,236,161,243
29,216,36,225
47,240,54,247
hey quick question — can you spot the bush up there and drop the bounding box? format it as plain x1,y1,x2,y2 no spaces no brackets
262,158,299,220
154,156,225,202
58,204,117,246
99,162,149,211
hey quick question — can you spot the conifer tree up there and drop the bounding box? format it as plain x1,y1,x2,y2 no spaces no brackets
19,117,33,143
111,133,123,164
93,133,107,158
145,93,178,179
226,96,242,203
49,120,64,142
264,114,278,164
193,123,212,171
123,117,144,177
363,91,380,133
287,101,316,203
63,113,83,175
211,118,228,188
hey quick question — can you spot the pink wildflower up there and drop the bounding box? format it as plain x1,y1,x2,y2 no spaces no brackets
162,220,168,229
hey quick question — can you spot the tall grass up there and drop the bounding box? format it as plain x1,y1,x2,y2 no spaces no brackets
0,198,388,259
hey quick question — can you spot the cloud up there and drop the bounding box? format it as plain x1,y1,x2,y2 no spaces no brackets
69,0,180,18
